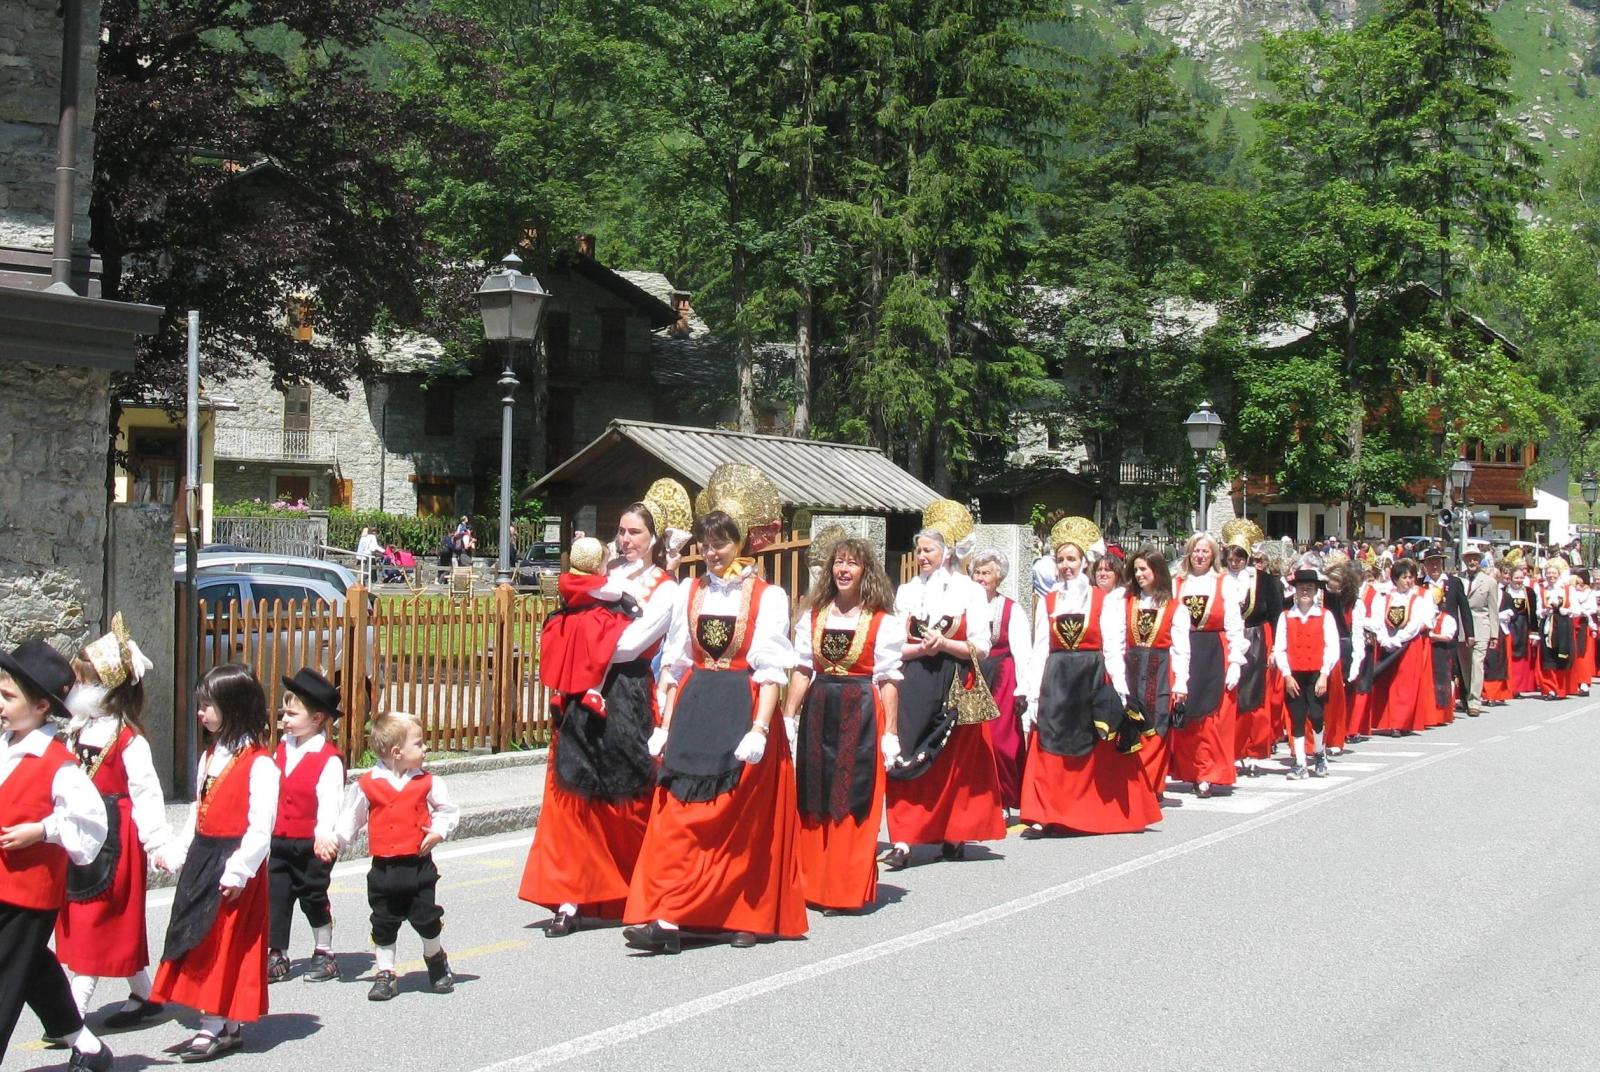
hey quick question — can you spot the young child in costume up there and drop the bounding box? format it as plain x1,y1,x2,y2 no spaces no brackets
336,711,460,1001
1272,569,1340,779
538,536,643,719
150,664,280,1062
0,638,112,1070
267,668,346,984
54,615,175,1033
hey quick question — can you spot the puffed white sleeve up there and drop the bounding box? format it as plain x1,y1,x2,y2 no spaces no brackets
120,733,173,855
44,763,108,867
221,754,279,888
1321,611,1340,675
657,581,695,690
314,753,346,843
1100,590,1128,698
1169,600,1191,696
749,585,799,686
1223,589,1248,667
792,610,815,668
427,775,460,840
334,780,368,848
613,577,679,663
1006,598,1031,700
1271,611,1292,677
963,579,992,658
1024,598,1050,707
873,612,907,684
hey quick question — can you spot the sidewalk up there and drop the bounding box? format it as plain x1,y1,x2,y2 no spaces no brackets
149,749,549,889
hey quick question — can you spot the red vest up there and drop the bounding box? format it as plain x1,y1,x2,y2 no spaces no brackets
1285,611,1328,673
196,745,269,839
688,575,771,671
1181,573,1228,632
1045,587,1108,652
809,610,886,677
1127,596,1180,650
359,771,434,858
272,738,342,839
83,724,135,794
0,735,76,910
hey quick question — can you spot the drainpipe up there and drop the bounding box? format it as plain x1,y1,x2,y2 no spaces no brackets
48,0,82,294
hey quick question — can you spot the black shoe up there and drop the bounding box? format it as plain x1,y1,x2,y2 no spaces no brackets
267,949,291,983
729,932,759,948
622,922,682,955
940,841,965,861
174,1028,242,1064
102,995,166,1030
68,1044,114,1072
881,846,910,871
424,950,454,993
368,970,399,1002
546,909,581,938
1020,824,1047,840
302,951,339,982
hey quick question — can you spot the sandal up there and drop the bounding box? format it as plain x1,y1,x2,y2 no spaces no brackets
169,1029,243,1063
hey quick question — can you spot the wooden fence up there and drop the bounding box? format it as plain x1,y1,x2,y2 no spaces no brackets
677,531,817,610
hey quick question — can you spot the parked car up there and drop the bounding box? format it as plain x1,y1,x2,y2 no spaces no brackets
191,572,377,686
516,540,565,587
176,552,359,596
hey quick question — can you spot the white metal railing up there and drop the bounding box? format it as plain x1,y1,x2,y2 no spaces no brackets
214,427,337,463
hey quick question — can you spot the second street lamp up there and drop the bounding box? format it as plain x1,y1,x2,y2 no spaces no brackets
1450,459,1474,563
1581,471,1598,566
1184,401,1225,532
476,251,550,587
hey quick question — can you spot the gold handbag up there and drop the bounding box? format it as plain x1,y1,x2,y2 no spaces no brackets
947,641,1002,725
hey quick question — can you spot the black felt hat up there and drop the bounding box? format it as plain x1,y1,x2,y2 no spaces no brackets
0,638,75,720
281,668,343,720
1291,568,1324,587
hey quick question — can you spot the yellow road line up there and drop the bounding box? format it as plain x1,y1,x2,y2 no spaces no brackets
393,937,528,974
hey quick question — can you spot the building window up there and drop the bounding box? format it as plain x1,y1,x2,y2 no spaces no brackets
545,311,571,375
274,474,311,505
282,385,311,433
1045,423,1065,451
416,481,455,517
129,429,180,505
424,384,455,437
600,311,625,375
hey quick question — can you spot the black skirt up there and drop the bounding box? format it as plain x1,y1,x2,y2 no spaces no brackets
1125,646,1173,734
66,791,123,903
1036,649,1124,758
1431,639,1456,709
796,674,879,823
1236,624,1269,714
889,651,962,781
1484,635,1508,682
553,657,656,801
660,668,753,804
160,832,242,963
1543,614,1573,670
1186,630,1226,721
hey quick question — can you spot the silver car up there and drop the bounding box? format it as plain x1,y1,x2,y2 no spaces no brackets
177,552,359,595
191,572,377,689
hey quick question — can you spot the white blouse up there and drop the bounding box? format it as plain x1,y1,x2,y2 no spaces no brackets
73,714,172,854
604,559,680,664
1374,589,1437,648
278,730,346,843
1174,570,1247,669
793,608,907,685
1022,574,1128,705
659,567,797,688
335,763,460,846
895,568,992,659
1130,590,1191,696
0,725,107,866
169,740,280,889
983,593,1032,700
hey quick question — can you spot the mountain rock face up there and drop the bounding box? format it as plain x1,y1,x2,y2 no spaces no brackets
1145,0,1363,97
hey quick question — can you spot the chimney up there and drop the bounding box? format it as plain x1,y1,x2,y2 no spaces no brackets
576,234,596,258
670,289,693,338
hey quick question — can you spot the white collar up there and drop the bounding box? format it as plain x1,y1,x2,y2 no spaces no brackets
2,723,60,757
284,730,327,753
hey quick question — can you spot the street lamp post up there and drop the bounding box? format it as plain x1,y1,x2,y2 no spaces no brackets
1425,485,1442,539
1581,472,1597,566
1450,458,1474,564
476,252,550,587
1184,401,1225,532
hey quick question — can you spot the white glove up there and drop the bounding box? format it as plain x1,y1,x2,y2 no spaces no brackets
784,715,800,759
1021,705,1036,735
733,729,767,765
647,726,669,757
880,732,901,770
1348,667,1360,683
1224,665,1241,691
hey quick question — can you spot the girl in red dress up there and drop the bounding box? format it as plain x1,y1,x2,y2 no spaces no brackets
783,536,904,913
1019,517,1160,836
1371,560,1437,735
151,664,280,1061
1321,557,1368,755
1499,561,1539,697
520,482,685,937
1536,559,1574,700
971,549,1031,823
1168,533,1245,797
882,501,1006,869
623,463,806,953
1124,550,1189,800
55,616,175,1030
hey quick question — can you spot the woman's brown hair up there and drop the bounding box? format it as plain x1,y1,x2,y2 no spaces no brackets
1131,549,1173,604
803,537,897,618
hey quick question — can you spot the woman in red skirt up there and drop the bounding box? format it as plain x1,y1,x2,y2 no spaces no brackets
55,616,175,1030
1221,522,1281,778
1168,532,1245,797
1537,559,1575,700
623,463,806,953
520,481,686,937
882,500,1006,869
782,536,904,913
1019,517,1158,836
1500,559,1540,697
1566,569,1596,697
151,664,279,1061
1371,560,1437,735
1122,549,1188,802
971,549,1031,824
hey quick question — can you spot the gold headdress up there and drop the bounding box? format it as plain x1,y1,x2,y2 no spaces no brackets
921,499,975,546
641,478,693,536
809,523,849,569
1324,550,1350,569
696,462,782,544
1221,518,1265,553
1546,555,1569,575
568,536,607,575
1503,548,1525,569
1049,516,1102,554
82,613,152,689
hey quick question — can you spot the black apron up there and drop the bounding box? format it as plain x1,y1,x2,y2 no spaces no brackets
553,657,656,801
659,667,752,804
796,673,879,823
1186,630,1226,722
1431,638,1456,710
888,651,962,781
160,833,241,963
1036,648,1125,758
66,792,124,903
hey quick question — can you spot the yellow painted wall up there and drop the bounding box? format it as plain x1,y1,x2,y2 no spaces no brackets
114,407,217,543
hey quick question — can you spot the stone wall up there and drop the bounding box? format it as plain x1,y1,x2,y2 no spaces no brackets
0,0,100,250
108,503,176,791
971,523,1039,623
0,359,111,651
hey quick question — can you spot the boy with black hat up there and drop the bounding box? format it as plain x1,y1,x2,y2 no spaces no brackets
267,668,346,983
0,639,111,1070
1272,570,1340,779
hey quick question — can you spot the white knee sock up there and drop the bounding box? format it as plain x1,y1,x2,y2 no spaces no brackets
69,973,97,1017
557,902,577,916
312,923,333,953
375,944,396,971
66,1026,102,1055
421,936,443,957
1291,738,1307,767
128,968,152,1001
1310,730,1323,756
199,1015,227,1038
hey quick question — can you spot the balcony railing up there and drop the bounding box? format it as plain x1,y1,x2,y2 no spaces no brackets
214,428,338,464
1077,460,1180,486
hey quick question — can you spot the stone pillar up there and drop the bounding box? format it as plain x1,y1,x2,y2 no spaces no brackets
108,503,177,792
808,515,887,575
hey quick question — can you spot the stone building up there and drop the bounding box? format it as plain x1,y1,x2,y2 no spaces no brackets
210,250,721,518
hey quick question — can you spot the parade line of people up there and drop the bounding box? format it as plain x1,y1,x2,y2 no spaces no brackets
3,463,1594,1066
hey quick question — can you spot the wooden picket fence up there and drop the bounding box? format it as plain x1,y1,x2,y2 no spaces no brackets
677,531,817,610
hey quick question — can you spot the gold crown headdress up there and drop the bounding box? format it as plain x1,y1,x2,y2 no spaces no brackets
695,462,782,544
921,499,975,546
1049,516,1102,554
809,523,849,569
1221,518,1265,553
83,613,151,689
641,478,693,536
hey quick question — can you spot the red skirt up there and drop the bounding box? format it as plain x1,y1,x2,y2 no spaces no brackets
1510,646,1538,696
1168,695,1238,786
1567,628,1596,694
1374,639,1431,733
885,722,1006,845
798,748,884,912
1483,637,1513,702
1020,739,1161,834
1135,731,1170,799
56,795,150,978
1323,672,1349,751
623,722,808,938
1234,697,1275,761
150,866,269,1023
1538,648,1569,698
983,655,1025,812
518,741,651,918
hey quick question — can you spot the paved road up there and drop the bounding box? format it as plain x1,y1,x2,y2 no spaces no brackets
11,694,1596,1072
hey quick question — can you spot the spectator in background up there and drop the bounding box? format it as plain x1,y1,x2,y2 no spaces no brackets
355,526,380,583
